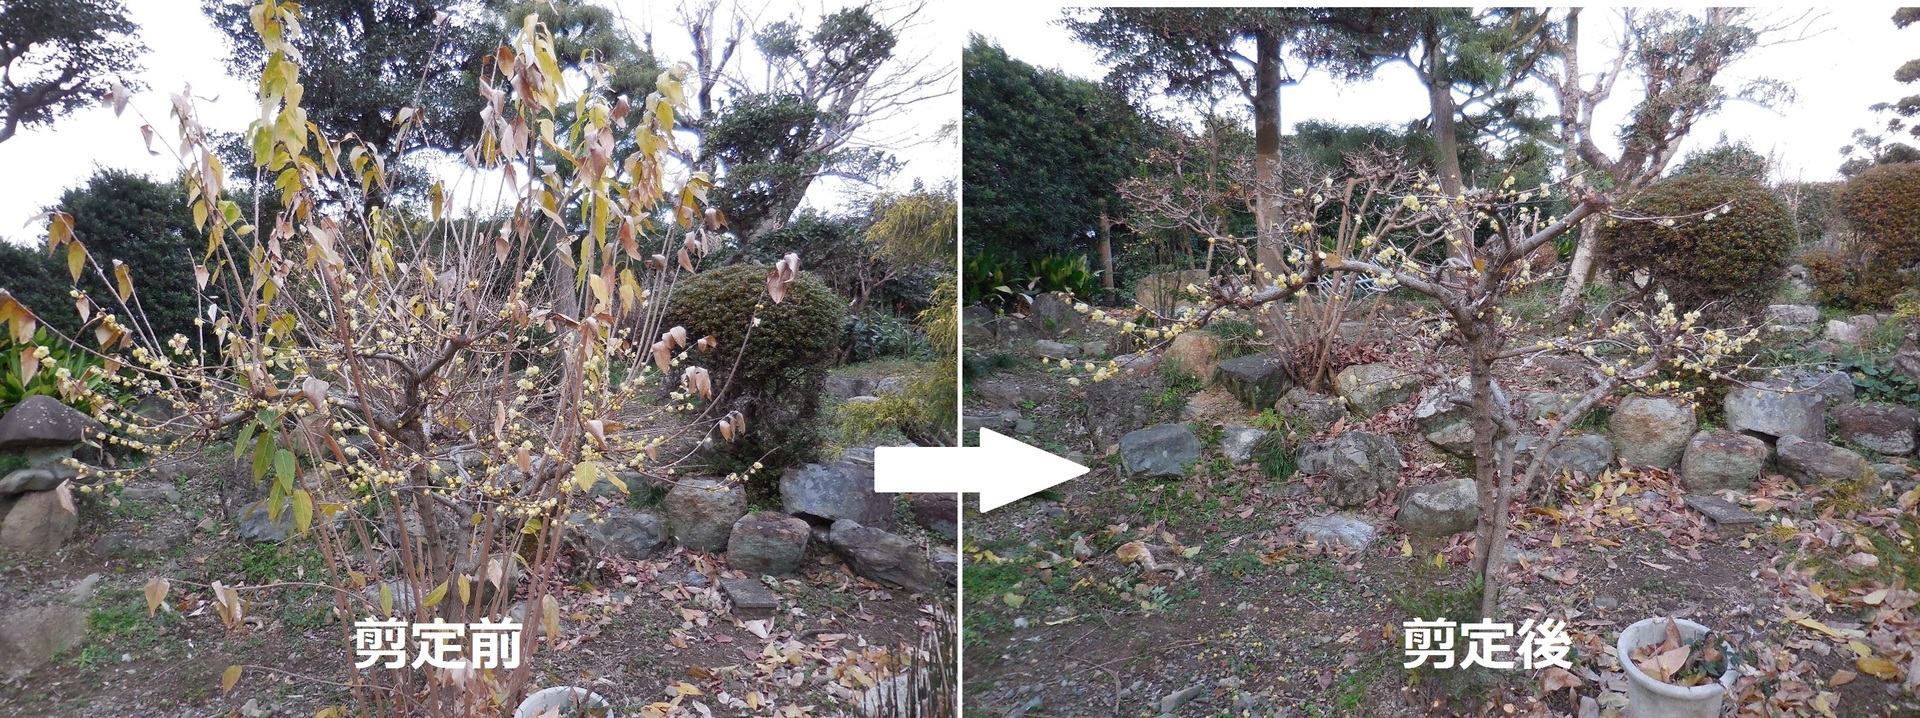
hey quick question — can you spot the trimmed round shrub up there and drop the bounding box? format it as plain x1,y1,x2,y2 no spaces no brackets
1806,164,1920,309
664,263,846,478
1599,175,1794,315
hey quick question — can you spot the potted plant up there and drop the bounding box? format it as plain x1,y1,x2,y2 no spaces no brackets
513,686,611,718
1617,617,1739,718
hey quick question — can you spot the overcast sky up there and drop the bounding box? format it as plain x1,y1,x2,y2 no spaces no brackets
0,0,958,246
971,5,1911,186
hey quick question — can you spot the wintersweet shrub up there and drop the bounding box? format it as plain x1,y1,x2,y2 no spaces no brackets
665,262,847,476
1600,175,1794,316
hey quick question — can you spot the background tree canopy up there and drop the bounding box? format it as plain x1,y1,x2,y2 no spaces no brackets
0,0,145,144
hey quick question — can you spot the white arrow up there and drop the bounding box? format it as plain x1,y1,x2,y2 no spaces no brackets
874,429,1089,512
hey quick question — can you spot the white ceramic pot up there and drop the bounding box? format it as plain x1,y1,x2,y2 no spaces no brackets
1617,617,1737,718
513,686,611,718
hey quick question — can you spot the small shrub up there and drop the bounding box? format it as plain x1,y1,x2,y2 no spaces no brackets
666,263,847,476
844,310,929,362
1818,163,1920,309
1206,318,1262,360
1804,246,1908,309
1599,175,1794,316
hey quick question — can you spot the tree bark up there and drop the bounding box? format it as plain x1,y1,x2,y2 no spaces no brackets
1550,217,1601,324
1098,211,1115,291
1252,29,1285,280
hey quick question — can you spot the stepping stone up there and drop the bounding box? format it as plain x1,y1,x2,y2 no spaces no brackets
721,577,778,619
1683,495,1760,534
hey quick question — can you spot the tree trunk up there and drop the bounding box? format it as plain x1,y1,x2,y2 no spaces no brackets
1098,212,1115,291
1550,217,1601,324
1252,29,1285,280
1423,23,1466,199
1464,330,1501,592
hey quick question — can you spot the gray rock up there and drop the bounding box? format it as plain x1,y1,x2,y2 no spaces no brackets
0,462,77,495
1215,354,1293,410
1297,431,1403,507
1334,364,1420,418
1833,403,1918,455
664,478,748,553
1296,513,1378,551
826,520,941,594
1079,340,1110,359
1517,434,1616,479
727,512,810,576
0,603,88,677
1219,425,1270,465
1725,385,1826,441
1825,315,1880,345
1278,387,1349,431
1119,424,1203,477
824,375,873,400
1413,377,1507,457
1026,293,1082,338
236,497,293,543
874,376,909,395
0,395,99,450
1776,436,1868,485
971,381,1027,410
931,548,959,585
1765,304,1820,326
0,489,77,555
1162,332,1219,379
1683,494,1760,532
1873,462,1913,484
780,457,892,528
1609,396,1696,469
120,483,183,504
1160,685,1206,713
1521,391,1583,421
1793,371,1856,405
1397,479,1479,537
721,577,779,618
1032,339,1080,360
572,508,669,560
962,409,1022,433
907,493,958,540
1680,430,1769,491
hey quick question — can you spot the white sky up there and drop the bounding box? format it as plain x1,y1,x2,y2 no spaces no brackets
0,0,958,246
969,5,1912,186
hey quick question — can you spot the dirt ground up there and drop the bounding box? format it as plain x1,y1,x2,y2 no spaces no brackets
960,298,1920,718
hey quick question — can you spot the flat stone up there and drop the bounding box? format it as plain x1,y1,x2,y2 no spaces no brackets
970,381,1027,410
0,463,77,495
1725,385,1826,441
1792,371,1856,406
962,409,1022,433
826,519,942,594
1683,494,1760,533
1119,424,1202,477
720,577,779,619
0,395,99,449
780,457,892,529
1766,304,1820,326
1215,354,1293,410
1296,513,1378,551
1032,339,1079,360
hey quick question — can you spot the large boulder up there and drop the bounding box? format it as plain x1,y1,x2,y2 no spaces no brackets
1791,371,1856,406
827,520,941,594
1608,396,1696,469
1397,479,1480,537
0,489,77,555
1775,436,1868,486
1824,315,1880,345
0,395,100,452
1025,293,1083,338
571,508,669,560
1334,364,1420,418
1832,403,1918,456
727,512,811,576
1679,430,1769,492
1725,385,1826,441
1516,434,1616,480
1215,354,1293,410
1219,425,1270,465
664,479,748,553
0,463,77,495
1118,424,1203,477
1297,431,1403,508
823,375,873,400
780,458,893,529
1162,331,1220,380
0,603,88,677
